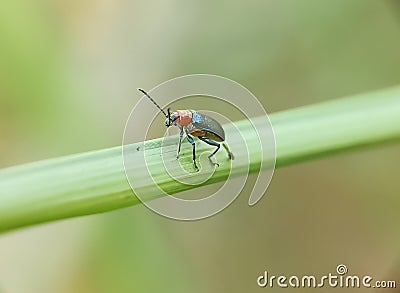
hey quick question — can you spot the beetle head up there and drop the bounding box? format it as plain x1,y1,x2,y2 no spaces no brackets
165,108,179,127
166,110,178,127
165,108,171,127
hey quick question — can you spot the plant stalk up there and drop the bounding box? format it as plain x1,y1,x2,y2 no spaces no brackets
1,86,400,232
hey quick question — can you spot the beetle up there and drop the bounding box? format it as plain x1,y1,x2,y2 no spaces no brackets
138,88,234,170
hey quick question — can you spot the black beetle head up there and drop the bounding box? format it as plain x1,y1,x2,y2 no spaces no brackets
165,108,172,127
165,108,179,127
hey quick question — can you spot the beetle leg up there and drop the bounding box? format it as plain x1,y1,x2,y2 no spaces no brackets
198,137,220,167
176,126,184,159
222,143,234,160
186,134,198,170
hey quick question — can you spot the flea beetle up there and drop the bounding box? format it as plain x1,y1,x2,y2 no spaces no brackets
138,88,234,170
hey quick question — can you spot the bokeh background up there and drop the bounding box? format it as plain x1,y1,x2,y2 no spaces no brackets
1,0,400,292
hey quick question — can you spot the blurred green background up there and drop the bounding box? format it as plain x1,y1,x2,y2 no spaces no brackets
1,0,400,292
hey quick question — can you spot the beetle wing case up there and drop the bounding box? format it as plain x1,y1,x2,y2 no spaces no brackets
190,110,225,142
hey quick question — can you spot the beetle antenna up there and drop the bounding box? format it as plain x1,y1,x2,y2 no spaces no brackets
138,88,168,118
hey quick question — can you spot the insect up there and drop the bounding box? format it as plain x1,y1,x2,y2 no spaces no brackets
138,88,234,170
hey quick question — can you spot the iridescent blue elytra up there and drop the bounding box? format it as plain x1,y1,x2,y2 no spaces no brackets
138,89,234,170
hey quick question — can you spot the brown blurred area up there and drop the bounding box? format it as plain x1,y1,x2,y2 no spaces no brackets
0,0,400,292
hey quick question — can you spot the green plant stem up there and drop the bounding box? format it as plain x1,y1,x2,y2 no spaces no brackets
1,86,400,232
